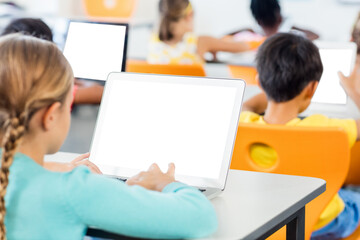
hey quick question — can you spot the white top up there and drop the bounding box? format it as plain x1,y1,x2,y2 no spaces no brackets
45,152,325,240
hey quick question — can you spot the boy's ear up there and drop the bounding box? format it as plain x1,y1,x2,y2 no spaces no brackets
305,81,319,99
42,102,62,131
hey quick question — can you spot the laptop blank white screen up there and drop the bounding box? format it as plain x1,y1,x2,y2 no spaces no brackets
90,73,245,188
311,45,356,105
63,21,127,81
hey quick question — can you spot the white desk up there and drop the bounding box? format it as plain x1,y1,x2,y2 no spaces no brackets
45,152,325,240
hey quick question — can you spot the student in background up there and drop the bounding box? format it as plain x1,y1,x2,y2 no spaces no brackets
241,33,360,239
2,18,104,105
148,0,255,64
250,0,319,40
0,34,217,239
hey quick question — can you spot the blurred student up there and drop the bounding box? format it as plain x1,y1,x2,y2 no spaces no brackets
0,34,217,240
250,0,319,40
241,33,360,239
2,18,104,105
148,0,255,64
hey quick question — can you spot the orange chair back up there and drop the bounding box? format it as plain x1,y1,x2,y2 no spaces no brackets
345,141,360,185
228,65,258,85
127,60,206,77
82,0,137,18
231,123,350,240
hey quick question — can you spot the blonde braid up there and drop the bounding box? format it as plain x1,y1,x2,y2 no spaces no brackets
0,114,27,240
0,34,73,239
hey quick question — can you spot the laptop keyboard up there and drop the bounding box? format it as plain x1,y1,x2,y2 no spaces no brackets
115,177,127,182
114,177,206,193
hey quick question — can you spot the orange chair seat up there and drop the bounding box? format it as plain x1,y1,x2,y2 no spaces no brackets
228,65,258,85
126,60,206,77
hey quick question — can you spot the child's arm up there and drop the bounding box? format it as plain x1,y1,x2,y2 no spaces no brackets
339,69,360,140
197,36,251,60
339,69,360,110
291,26,319,41
226,28,256,36
242,92,268,114
74,84,104,105
63,165,217,239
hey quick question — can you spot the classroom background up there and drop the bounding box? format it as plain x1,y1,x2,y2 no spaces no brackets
3,1,360,239
10,0,360,41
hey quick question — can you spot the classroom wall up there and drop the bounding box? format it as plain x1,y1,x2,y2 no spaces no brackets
12,0,360,41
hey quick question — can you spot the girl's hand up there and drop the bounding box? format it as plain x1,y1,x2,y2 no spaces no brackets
44,153,102,174
339,67,360,96
126,163,175,192
339,66,360,111
69,153,102,174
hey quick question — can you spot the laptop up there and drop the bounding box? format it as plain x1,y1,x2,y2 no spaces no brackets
89,73,246,199
63,20,128,82
300,41,358,118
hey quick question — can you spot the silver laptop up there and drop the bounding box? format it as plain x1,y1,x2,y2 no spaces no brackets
300,41,359,119
89,73,246,199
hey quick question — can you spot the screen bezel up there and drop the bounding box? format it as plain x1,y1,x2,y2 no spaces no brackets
63,20,129,82
89,72,246,189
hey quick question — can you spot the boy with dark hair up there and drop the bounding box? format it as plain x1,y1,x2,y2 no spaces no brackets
241,32,360,239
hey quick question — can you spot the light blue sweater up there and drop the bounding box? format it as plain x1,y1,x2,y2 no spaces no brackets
4,152,217,239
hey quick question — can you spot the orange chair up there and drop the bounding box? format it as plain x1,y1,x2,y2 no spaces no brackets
82,0,137,18
230,123,355,240
228,65,258,85
345,142,360,185
126,60,206,77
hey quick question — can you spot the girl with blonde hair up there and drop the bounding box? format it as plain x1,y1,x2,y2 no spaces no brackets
0,34,217,239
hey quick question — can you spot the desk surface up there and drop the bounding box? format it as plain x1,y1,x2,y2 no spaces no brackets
45,152,325,240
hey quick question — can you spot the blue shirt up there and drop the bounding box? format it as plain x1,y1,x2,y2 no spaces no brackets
4,152,217,239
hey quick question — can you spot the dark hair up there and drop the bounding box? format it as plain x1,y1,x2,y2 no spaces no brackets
256,33,323,102
1,18,53,42
250,0,281,28
158,0,190,41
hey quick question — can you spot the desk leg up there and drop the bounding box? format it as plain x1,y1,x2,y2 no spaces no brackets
286,207,305,240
